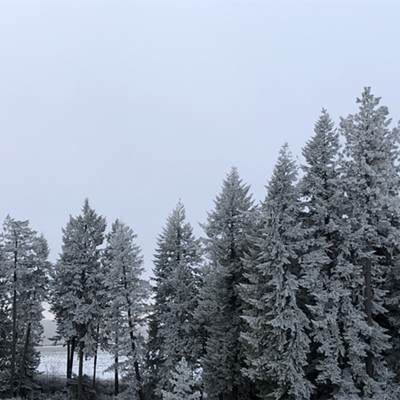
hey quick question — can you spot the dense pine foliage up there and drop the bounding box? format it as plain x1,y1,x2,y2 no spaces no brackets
1,88,400,400
146,202,202,398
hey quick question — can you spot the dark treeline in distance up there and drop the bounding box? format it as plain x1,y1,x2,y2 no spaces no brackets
1,88,400,400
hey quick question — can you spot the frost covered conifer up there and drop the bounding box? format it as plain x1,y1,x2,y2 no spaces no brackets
147,201,202,397
0,216,50,398
102,219,149,398
50,199,106,400
0,245,11,392
197,167,255,400
299,111,354,399
161,357,201,400
241,145,313,400
339,88,400,398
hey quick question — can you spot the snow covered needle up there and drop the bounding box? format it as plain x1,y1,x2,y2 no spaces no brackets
161,357,201,400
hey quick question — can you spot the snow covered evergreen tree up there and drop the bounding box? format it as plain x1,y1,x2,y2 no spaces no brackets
339,88,400,398
161,357,201,400
299,111,353,399
146,201,202,398
241,145,313,400
197,167,255,400
50,199,106,400
0,216,50,398
102,219,149,399
0,240,12,393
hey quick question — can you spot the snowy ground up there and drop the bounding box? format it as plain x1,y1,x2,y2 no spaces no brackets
37,346,115,380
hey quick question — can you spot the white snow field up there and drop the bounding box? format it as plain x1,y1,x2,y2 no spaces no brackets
37,346,115,380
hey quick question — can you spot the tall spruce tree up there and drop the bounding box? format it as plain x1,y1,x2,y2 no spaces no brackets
0,216,50,398
50,199,106,400
102,219,149,399
197,167,255,400
147,201,202,398
299,111,352,399
339,88,400,398
241,145,313,400
0,235,12,393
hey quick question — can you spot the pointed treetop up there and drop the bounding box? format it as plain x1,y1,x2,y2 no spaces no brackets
341,88,391,142
159,201,188,240
340,88,399,184
213,166,253,208
222,166,246,193
356,86,382,109
83,198,90,212
302,109,339,170
267,143,298,200
314,108,334,136
172,200,186,220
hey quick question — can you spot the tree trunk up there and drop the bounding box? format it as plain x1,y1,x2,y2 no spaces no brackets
114,334,119,397
92,324,100,388
92,350,98,389
128,321,144,400
67,337,76,382
16,323,31,397
123,264,144,400
77,341,84,400
67,342,71,381
114,353,119,397
232,384,239,400
364,258,373,378
92,324,100,389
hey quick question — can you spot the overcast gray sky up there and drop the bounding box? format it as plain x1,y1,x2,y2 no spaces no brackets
0,0,399,277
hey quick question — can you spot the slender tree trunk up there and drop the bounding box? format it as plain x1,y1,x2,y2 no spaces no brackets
114,353,119,397
92,324,100,388
128,322,144,400
67,342,71,380
16,323,31,397
127,311,144,400
77,341,84,400
232,385,239,400
123,265,144,400
67,337,76,382
92,351,98,389
114,334,119,397
364,258,373,378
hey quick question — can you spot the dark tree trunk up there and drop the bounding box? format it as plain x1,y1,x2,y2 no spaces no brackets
114,353,119,397
92,324,100,388
232,384,239,400
114,334,119,397
17,323,31,397
77,341,84,400
123,263,144,400
364,258,373,378
92,350,98,389
128,323,144,400
67,337,76,382
67,342,71,380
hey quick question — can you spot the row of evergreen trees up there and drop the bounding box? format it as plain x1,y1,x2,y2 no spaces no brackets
0,88,399,400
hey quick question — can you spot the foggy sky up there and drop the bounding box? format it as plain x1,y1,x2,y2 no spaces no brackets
1,0,399,278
